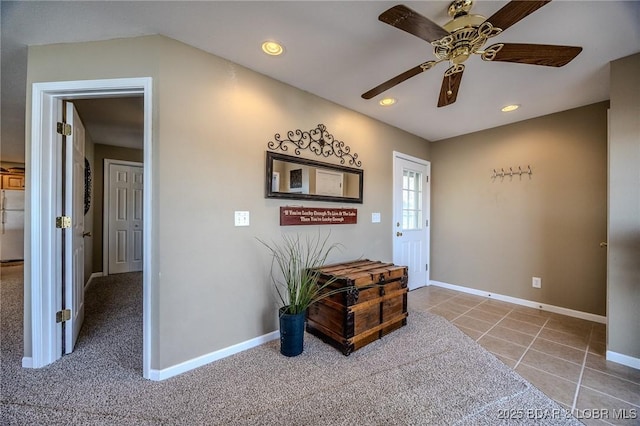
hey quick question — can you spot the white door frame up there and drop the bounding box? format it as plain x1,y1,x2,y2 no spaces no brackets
103,159,144,276
27,78,153,379
392,151,431,289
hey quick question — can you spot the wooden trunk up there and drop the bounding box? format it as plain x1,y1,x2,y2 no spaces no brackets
306,259,408,355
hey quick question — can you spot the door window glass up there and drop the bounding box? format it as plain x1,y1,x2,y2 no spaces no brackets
402,169,422,230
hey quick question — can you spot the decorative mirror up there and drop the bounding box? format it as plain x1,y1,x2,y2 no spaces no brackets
266,152,363,203
265,124,364,204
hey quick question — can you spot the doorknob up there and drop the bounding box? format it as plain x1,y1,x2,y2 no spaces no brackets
599,242,607,248
396,231,403,237
83,232,92,237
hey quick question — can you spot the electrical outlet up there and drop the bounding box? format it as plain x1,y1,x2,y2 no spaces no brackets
532,277,542,288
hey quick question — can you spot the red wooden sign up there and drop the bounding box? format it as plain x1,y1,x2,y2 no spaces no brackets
280,206,358,226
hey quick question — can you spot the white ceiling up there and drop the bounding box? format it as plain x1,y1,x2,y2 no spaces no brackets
2,1,639,162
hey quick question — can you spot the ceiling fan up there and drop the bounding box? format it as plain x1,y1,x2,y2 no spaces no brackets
362,0,582,107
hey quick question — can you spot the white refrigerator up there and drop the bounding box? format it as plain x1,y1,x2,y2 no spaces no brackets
1,189,25,262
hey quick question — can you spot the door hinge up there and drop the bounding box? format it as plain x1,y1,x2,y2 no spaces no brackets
56,309,71,323
426,176,429,183
56,216,72,229
426,264,429,271
426,219,429,227
56,122,72,136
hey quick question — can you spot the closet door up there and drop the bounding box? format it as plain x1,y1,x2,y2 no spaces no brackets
108,163,143,274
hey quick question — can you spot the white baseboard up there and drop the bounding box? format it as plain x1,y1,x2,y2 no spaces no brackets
148,330,280,381
85,272,104,289
22,357,33,368
429,280,607,324
90,272,104,280
606,350,640,370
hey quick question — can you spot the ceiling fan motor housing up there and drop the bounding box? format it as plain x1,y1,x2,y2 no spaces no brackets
435,15,500,65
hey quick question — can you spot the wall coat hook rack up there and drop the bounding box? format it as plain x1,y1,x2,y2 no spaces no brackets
492,165,532,179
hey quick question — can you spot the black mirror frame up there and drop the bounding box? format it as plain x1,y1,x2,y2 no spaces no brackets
265,151,363,204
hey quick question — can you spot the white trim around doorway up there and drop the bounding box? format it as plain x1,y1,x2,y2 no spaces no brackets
27,77,153,379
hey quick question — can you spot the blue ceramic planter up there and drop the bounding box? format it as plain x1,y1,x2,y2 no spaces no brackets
279,307,305,357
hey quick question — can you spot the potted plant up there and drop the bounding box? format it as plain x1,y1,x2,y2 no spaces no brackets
258,232,345,357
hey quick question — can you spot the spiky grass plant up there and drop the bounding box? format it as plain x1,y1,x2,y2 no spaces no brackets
258,232,347,315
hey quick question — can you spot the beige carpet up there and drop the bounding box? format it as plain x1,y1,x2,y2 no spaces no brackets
1,265,581,425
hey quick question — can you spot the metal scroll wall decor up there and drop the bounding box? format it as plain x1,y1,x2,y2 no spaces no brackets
267,124,362,168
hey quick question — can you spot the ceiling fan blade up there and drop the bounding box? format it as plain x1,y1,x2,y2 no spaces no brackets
379,5,450,43
437,65,464,108
484,43,582,67
485,0,551,32
362,61,437,99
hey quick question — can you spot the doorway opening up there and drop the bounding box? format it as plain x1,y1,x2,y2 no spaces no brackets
27,78,152,379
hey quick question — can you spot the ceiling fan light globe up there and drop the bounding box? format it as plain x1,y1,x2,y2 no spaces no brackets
451,46,471,64
452,55,468,65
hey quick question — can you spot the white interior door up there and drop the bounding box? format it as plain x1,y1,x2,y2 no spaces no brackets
393,153,430,291
64,101,85,354
315,169,344,196
108,163,144,274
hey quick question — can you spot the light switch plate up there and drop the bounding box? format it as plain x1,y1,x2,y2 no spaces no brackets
371,212,381,223
234,211,250,227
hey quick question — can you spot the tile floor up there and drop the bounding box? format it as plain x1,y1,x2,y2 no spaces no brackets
409,285,640,425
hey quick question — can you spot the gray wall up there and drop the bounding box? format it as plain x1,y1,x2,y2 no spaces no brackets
25,35,430,370
608,53,640,361
430,102,608,316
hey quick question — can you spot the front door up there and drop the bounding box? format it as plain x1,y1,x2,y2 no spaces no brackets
108,162,144,274
63,101,86,354
392,153,430,290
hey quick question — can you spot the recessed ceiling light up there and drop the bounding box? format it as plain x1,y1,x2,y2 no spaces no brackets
501,104,520,112
379,98,397,107
261,41,284,56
